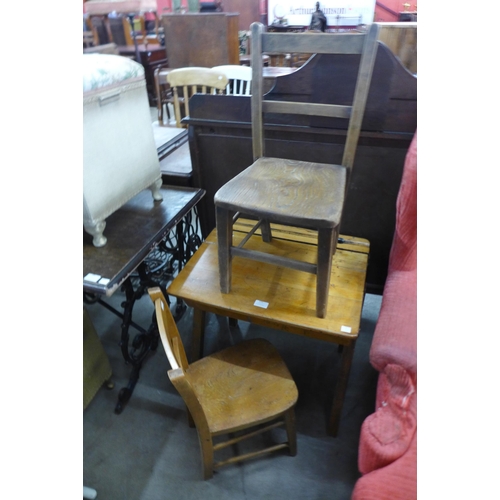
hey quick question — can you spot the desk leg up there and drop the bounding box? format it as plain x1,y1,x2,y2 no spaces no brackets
86,209,202,415
115,276,161,414
192,308,206,362
187,308,206,428
328,340,356,437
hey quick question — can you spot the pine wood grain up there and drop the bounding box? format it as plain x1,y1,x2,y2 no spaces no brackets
168,226,369,344
186,339,298,435
166,225,369,436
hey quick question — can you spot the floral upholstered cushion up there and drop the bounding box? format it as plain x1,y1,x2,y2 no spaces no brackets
83,54,144,93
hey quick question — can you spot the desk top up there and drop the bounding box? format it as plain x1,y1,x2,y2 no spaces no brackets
117,44,166,55
261,67,298,78
168,220,369,345
84,186,204,297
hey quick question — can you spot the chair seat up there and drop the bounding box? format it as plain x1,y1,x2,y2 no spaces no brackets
187,338,298,435
214,157,347,229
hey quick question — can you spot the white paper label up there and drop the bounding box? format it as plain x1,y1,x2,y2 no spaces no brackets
341,325,352,333
84,273,101,283
254,300,269,309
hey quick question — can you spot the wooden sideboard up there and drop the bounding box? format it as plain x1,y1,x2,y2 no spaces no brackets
378,22,417,74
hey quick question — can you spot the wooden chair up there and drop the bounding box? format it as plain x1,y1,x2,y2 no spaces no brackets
107,14,130,46
154,66,172,125
83,20,96,48
88,15,113,46
212,65,252,95
166,67,229,128
148,287,298,480
214,22,380,318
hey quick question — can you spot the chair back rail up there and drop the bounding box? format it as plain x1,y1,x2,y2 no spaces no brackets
251,22,379,178
149,288,188,371
212,65,252,95
167,67,228,127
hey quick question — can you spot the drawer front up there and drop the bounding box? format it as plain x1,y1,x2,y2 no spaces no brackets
142,49,167,65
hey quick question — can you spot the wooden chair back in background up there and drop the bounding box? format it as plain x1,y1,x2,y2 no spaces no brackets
212,65,252,95
166,67,228,128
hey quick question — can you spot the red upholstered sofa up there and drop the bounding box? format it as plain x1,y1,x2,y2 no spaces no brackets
352,131,417,499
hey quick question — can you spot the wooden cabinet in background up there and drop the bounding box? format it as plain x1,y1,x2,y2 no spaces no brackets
378,22,417,74
161,13,239,68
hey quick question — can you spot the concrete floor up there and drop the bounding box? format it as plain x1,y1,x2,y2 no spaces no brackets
83,109,383,499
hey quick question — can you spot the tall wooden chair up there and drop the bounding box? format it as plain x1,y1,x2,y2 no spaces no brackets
166,67,228,128
212,65,252,95
148,287,298,479
214,22,380,318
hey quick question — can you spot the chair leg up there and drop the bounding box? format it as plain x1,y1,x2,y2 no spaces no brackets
316,227,336,318
197,430,215,480
157,102,163,124
260,219,272,243
155,73,163,124
165,93,172,120
216,206,234,293
284,409,297,456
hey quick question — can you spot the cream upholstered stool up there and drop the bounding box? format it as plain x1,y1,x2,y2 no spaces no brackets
83,54,163,247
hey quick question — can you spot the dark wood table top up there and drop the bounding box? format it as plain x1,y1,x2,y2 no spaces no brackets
83,186,205,297
261,66,298,78
116,44,166,55
239,54,270,66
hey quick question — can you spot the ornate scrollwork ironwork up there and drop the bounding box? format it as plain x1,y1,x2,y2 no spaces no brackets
87,207,203,414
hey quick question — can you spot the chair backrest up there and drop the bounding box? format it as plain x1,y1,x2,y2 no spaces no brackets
167,67,229,127
83,30,95,48
89,15,112,45
148,287,211,438
107,14,130,46
250,22,379,181
148,287,189,372
212,65,252,95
